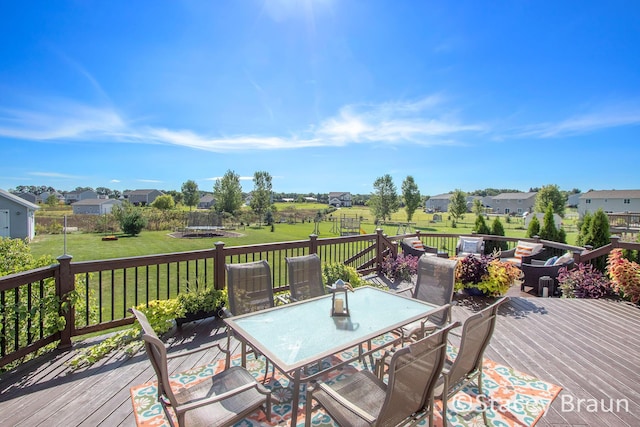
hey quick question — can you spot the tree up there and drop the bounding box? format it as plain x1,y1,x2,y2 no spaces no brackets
45,194,58,208
447,189,467,226
151,194,175,210
120,209,147,236
473,215,490,235
213,169,243,214
250,171,273,225
587,209,611,271
181,180,199,211
164,190,183,206
368,174,399,222
526,216,540,238
486,217,508,253
576,212,593,246
538,205,559,241
401,176,421,222
472,199,483,216
534,184,566,217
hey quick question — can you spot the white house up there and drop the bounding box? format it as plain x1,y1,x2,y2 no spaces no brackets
0,189,39,240
328,192,352,207
578,190,640,217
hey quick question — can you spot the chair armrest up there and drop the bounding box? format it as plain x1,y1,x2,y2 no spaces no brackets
315,382,376,423
394,286,414,298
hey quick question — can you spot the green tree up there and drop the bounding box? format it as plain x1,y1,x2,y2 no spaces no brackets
473,214,490,235
447,189,467,226
472,199,483,216
538,205,559,241
120,210,147,236
401,176,421,222
45,194,58,208
587,209,611,271
576,212,593,246
213,169,243,214
486,217,508,253
526,215,541,238
250,171,273,225
164,190,183,206
534,184,566,217
368,174,399,222
181,180,200,211
151,194,175,210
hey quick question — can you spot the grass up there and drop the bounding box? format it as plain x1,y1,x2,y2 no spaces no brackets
30,205,579,261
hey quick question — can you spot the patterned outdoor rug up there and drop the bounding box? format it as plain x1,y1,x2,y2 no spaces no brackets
131,343,562,427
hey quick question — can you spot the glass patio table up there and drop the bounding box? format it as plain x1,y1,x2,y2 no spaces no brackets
224,285,442,426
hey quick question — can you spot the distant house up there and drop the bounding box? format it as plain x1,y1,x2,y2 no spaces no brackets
14,192,37,204
303,196,317,202
72,199,123,215
490,192,537,215
566,193,581,208
578,190,640,217
65,190,98,204
0,188,39,240
328,192,352,207
425,194,489,213
198,194,215,209
37,191,65,204
124,189,164,206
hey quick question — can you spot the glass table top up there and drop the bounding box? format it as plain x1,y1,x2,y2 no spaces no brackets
224,286,438,371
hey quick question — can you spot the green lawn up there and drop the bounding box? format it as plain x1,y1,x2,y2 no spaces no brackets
30,206,578,261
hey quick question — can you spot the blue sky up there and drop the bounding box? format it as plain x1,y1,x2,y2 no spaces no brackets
1,1,639,196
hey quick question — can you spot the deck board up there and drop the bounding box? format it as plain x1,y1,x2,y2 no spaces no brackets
1,286,639,427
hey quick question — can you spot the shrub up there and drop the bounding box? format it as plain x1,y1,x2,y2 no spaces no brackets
120,210,147,236
322,263,366,288
380,254,419,282
558,262,611,299
455,254,492,290
176,285,227,315
607,249,640,304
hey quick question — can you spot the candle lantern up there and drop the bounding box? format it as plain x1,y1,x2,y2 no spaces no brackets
331,279,350,317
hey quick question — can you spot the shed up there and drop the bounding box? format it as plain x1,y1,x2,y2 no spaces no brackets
0,189,39,240
72,199,122,215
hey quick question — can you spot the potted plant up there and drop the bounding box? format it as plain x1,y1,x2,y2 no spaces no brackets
455,254,521,296
380,254,419,283
175,285,228,326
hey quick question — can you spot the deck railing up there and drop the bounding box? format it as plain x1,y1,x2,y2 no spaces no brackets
1,229,638,368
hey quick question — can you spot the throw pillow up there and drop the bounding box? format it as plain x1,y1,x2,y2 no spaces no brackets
411,239,425,251
462,239,480,253
544,256,558,266
554,253,573,266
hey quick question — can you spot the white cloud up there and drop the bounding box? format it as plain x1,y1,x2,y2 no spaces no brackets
137,179,162,183
29,171,83,179
512,107,640,138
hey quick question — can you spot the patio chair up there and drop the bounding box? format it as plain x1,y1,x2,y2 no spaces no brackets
225,260,275,370
130,307,272,427
520,254,575,295
400,237,439,258
435,297,509,427
285,253,325,302
396,255,458,344
455,236,485,257
305,323,458,427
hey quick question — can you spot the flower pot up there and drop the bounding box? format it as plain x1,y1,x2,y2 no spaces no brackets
175,307,222,326
464,287,486,297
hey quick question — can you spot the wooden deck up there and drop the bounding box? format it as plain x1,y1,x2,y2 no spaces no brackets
1,286,639,426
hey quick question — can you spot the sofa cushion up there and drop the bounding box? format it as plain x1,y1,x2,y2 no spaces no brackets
514,241,544,260
403,237,424,251
544,256,558,266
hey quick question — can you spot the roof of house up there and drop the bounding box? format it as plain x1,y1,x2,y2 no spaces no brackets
580,190,640,199
492,192,537,200
126,189,162,196
72,198,120,206
0,189,39,210
328,192,350,198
